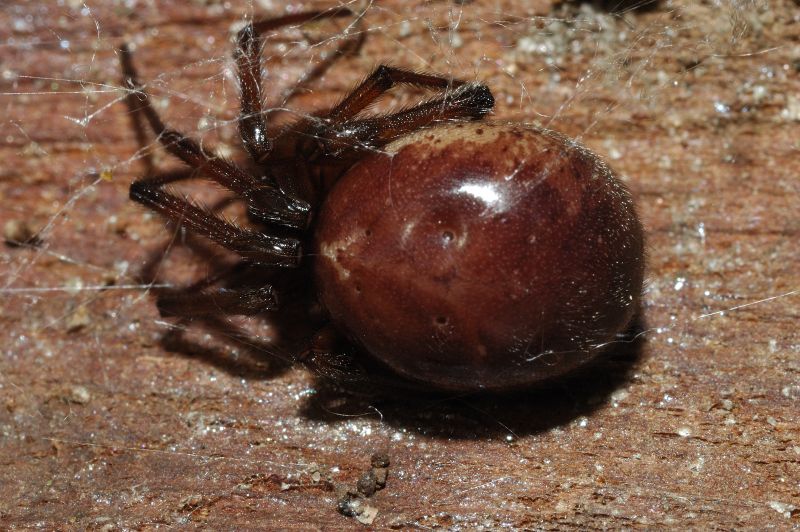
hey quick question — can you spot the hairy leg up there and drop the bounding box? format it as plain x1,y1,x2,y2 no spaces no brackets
119,44,310,230
326,65,469,122
288,65,493,157
319,82,494,153
236,7,356,163
156,285,277,317
129,174,300,267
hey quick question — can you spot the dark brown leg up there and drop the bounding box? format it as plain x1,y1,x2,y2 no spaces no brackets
319,82,494,152
235,7,355,162
299,326,433,394
119,45,310,230
133,167,199,187
129,175,300,267
157,285,277,317
288,66,492,157
235,24,272,162
325,65,469,123
281,65,492,170
299,325,366,383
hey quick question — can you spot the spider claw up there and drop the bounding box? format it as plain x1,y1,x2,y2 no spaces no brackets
246,188,311,230
452,82,495,118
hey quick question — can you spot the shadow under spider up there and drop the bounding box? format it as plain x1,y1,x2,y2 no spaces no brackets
299,314,647,440
135,230,297,381
142,244,647,441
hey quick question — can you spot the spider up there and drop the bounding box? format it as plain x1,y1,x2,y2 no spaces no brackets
121,8,645,393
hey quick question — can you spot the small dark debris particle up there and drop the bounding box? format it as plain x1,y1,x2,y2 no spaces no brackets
336,485,361,517
357,470,378,497
372,466,388,488
335,451,391,521
679,57,703,71
370,451,390,468
179,494,205,512
3,219,42,248
336,488,378,524
62,385,91,405
65,304,91,333
337,497,360,517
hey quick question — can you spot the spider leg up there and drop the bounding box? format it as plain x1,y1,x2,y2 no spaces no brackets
299,325,366,383
129,174,300,267
119,45,310,229
147,245,284,334
283,65,474,147
236,7,356,162
318,82,494,153
289,65,492,159
274,66,494,198
325,65,471,123
156,285,277,317
299,326,435,394
236,24,271,162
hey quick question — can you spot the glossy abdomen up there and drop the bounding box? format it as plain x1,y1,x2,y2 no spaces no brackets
314,122,644,391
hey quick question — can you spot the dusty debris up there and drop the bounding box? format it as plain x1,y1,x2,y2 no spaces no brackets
3,219,42,248
65,304,91,333
62,385,91,405
370,451,390,469
357,469,378,496
372,466,388,489
335,485,361,517
355,504,378,525
306,462,322,483
371,451,390,489
336,451,391,523
335,485,378,524
179,494,205,512
177,494,213,520
89,517,116,532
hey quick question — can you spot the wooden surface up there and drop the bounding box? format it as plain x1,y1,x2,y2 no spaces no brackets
1,0,798,528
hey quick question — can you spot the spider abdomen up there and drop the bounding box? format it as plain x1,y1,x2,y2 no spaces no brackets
314,122,645,391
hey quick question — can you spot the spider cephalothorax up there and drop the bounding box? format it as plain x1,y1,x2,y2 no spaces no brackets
123,8,644,392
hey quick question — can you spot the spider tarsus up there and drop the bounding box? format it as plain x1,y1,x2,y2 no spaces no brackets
453,82,495,118
235,23,257,51
372,65,396,91
246,188,311,230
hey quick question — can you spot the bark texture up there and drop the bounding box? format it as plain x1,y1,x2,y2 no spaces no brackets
1,1,798,528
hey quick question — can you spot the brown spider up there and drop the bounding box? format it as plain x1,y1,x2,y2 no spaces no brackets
121,8,644,392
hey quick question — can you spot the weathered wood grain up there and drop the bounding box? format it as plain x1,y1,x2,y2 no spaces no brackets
1,1,798,528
